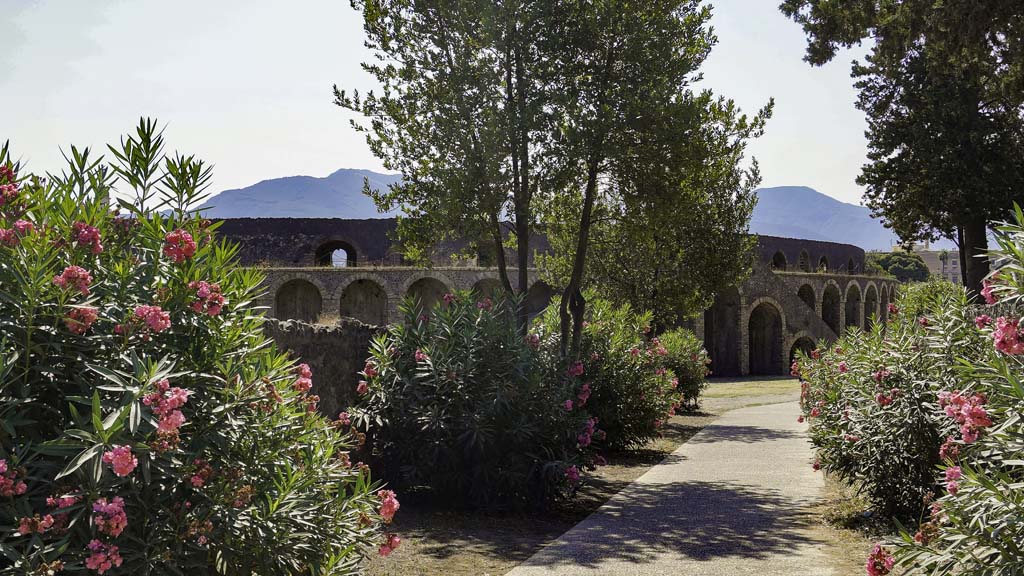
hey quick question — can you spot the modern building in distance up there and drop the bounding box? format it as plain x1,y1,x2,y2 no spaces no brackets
891,241,962,284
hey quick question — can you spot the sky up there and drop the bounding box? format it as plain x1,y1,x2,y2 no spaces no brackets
1,0,871,205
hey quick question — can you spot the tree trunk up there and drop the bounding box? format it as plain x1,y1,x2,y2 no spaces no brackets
961,215,990,300
559,155,600,359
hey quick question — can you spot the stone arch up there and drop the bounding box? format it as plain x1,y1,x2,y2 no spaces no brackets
880,284,891,323
818,256,829,272
771,251,787,271
797,283,816,311
798,250,811,272
747,298,785,376
472,277,505,299
274,278,323,322
789,332,816,364
845,282,862,329
407,276,450,315
704,286,742,377
821,282,842,334
315,239,358,267
525,281,555,319
863,282,879,329
339,278,388,325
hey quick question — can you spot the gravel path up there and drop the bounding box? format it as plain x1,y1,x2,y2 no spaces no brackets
505,401,831,576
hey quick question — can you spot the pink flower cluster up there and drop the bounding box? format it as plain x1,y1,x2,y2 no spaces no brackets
871,368,890,383
53,265,93,295
938,390,992,444
92,496,128,537
72,222,104,254
414,349,428,362
567,361,584,377
0,219,33,246
981,279,998,305
0,183,17,206
143,379,190,434
65,306,99,335
939,436,961,461
46,493,79,533
102,445,137,477
565,464,580,484
135,305,171,333
838,361,849,373
875,389,899,407
945,466,962,495
293,363,313,393
163,229,197,263
378,489,400,523
476,297,493,310
524,333,540,349
442,292,457,305
887,303,899,316
190,458,213,488
866,543,895,576
85,540,123,574
0,459,27,496
577,382,591,406
17,514,54,535
975,314,992,328
577,417,600,447
379,533,402,557
992,316,1024,354
188,281,224,316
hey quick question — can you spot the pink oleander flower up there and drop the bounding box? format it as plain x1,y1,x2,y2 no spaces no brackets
0,182,18,206
379,533,402,557
188,280,225,316
812,460,821,471
563,399,574,411
525,333,541,349
837,361,848,373
796,415,805,423
293,377,313,393
53,265,93,295
85,540,123,574
871,368,890,383
887,303,899,315
363,363,378,378
72,222,104,254
577,382,591,405
939,437,960,461
102,445,137,477
811,349,821,359
296,363,313,379
92,496,128,537
938,390,992,443
0,228,17,246
993,316,1024,354
142,379,190,433
875,392,893,407
0,459,27,497
190,459,212,488
866,543,895,576
790,360,800,377
945,466,962,495
567,361,584,377
975,314,992,329
442,292,456,305
337,411,351,426
414,349,428,362
163,229,197,263
378,490,400,522
981,279,998,305
356,380,369,395
17,514,55,535
65,306,99,335
134,305,171,333
476,297,493,310
565,465,580,484
918,316,929,326
13,219,33,236
810,407,820,417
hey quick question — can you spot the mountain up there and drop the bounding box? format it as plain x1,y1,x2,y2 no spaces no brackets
750,186,954,251
196,168,403,218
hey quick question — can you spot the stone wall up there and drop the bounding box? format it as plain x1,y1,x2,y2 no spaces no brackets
263,318,383,418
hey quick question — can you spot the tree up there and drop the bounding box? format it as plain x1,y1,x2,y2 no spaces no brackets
779,0,1024,297
869,251,930,283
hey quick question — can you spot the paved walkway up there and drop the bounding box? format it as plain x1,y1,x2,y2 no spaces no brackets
506,402,831,576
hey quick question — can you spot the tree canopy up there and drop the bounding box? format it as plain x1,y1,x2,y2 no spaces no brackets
868,251,930,283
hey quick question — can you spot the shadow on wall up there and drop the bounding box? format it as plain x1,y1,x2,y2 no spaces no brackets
263,318,383,417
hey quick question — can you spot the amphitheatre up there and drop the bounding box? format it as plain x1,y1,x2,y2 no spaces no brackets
219,217,899,376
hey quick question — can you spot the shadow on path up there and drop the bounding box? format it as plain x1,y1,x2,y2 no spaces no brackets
685,424,802,444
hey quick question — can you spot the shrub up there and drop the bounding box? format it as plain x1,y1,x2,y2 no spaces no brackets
351,292,598,508
795,280,989,520
535,297,684,450
0,124,391,575
658,328,710,411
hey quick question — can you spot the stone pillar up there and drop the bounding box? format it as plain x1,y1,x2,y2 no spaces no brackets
386,296,403,324
739,297,750,376
839,298,846,332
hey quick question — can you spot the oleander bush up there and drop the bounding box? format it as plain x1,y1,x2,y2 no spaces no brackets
351,291,599,508
658,328,710,411
0,122,393,575
535,297,685,450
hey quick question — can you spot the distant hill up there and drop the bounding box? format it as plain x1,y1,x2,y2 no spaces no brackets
196,168,403,218
198,172,949,252
750,185,954,251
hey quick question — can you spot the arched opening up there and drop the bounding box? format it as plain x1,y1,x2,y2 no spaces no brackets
473,278,505,300
525,281,555,319
880,285,891,323
315,241,358,268
864,284,878,329
846,257,856,274
771,251,787,271
407,277,449,315
340,279,388,325
704,286,741,377
797,284,816,310
798,250,810,272
845,283,862,329
822,284,841,335
790,336,816,364
818,256,829,272
275,279,322,322
748,302,784,375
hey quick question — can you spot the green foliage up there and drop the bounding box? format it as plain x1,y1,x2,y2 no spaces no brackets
0,124,390,575
535,297,699,450
795,281,985,520
869,252,930,283
352,292,597,508
658,329,711,411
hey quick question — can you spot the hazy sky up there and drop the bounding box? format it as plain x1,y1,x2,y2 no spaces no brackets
1,0,870,205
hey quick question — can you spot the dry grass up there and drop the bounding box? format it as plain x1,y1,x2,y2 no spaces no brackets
365,377,802,576
806,474,897,575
